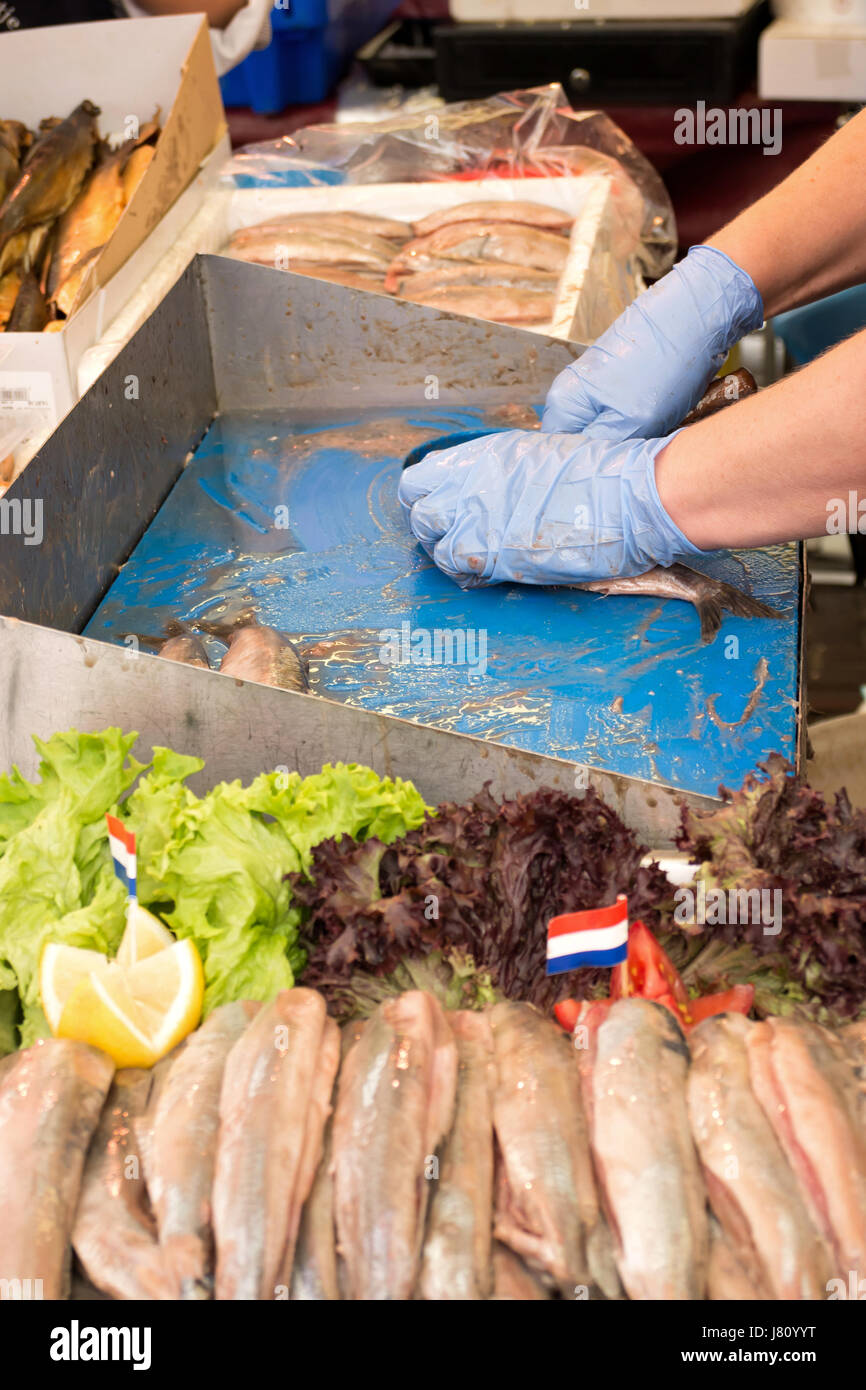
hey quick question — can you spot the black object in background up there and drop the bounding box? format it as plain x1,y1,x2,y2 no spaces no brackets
0,0,118,28
361,4,772,107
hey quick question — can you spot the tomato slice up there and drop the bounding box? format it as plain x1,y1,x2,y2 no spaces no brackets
554,999,581,1033
687,984,755,1026
610,920,691,1010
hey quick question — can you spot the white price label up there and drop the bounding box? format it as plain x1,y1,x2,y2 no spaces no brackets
0,371,55,413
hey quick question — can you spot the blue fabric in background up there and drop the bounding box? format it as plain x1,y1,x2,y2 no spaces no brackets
773,285,866,366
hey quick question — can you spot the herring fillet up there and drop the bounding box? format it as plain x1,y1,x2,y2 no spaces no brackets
73,1068,174,1301
688,1014,831,1300
591,999,708,1300
747,1017,866,1275
213,989,338,1300
419,1010,496,1301
333,990,458,1300
149,1001,261,1298
413,200,574,237
490,1001,601,1294
0,1038,114,1300
490,1240,551,1300
707,1220,768,1301
277,1011,340,1290
291,1022,363,1302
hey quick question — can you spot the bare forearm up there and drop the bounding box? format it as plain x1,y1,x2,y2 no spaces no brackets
655,329,866,550
706,109,866,317
135,0,246,27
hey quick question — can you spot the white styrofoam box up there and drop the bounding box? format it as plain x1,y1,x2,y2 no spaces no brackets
216,174,643,345
759,17,866,99
772,0,866,23
450,0,758,21
0,136,229,439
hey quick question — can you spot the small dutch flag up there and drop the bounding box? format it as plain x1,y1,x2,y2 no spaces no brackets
546,894,628,976
106,813,137,903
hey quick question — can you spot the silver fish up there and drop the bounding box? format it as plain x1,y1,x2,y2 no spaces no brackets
149,1001,260,1299
213,989,339,1300
688,1013,831,1299
333,990,458,1300
747,1017,866,1276
419,1009,496,1301
73,1068,174,1301
590,998,708,1300
490,1001,611,1296
577,563,780,644
0,1038,114,1300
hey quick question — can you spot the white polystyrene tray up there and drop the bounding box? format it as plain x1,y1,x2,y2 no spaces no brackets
214,174,642,345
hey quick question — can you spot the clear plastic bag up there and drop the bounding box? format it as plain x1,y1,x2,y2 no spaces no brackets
225,84,676,281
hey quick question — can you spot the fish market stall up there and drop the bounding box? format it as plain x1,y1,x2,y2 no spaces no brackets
0,254,801,835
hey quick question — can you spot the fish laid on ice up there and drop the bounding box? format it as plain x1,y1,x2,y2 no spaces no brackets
160,633,210,669
386,221,570,286
590,998,708,1300
414,200,574,237
229,227,394,270
0,1038,114,1300
219,624,309,693
149,1001,260,1299
490,1000,615,1296
73,1068,175,1301
0,100,99,250
333,990,458,1300
419,1009,496,1301
747,1017,866,1276
399,283,555,325
213,989,339,1300
688,1014,831,1299
577,563,781,645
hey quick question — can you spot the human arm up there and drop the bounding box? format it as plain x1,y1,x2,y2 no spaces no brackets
543,109,866,441
654,326,866,550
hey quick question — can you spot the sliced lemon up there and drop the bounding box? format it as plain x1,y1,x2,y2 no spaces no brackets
116,901,176,969
55,939,204,1068
40,942,115,1035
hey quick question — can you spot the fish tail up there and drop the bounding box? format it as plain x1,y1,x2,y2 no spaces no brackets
715,583,782,622
696,597,723,644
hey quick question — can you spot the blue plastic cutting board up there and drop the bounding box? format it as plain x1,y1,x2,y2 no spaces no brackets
83,406,800,798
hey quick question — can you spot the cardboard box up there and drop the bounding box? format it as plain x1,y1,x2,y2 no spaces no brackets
0,14,227,437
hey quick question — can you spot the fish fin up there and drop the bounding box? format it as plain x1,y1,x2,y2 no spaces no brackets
714,583,781,622
696,597,723,644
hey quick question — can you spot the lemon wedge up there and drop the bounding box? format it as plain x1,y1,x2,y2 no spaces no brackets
40,943,115,1035
54,938,204,1068
116,901,175,969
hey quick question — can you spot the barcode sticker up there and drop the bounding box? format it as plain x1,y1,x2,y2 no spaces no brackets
0,372,55,413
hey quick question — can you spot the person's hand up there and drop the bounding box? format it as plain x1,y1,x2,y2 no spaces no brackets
541,245,763,441
398,427,701,588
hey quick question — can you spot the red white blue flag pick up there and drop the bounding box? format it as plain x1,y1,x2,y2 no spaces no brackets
106,813,137,903
546,894,628,975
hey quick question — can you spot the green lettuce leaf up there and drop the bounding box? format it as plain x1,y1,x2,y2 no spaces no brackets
0,729,144,1044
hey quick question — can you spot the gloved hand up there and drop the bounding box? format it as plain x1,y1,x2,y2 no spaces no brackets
398,426,702,588
542,245,763,440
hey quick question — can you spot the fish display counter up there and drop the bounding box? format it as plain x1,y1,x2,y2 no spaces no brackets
0,254,801,845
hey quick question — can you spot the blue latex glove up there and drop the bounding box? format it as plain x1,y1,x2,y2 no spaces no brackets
398,427,702,588
542,245,763,440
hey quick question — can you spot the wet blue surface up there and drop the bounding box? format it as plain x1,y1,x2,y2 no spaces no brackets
84,407,801,797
